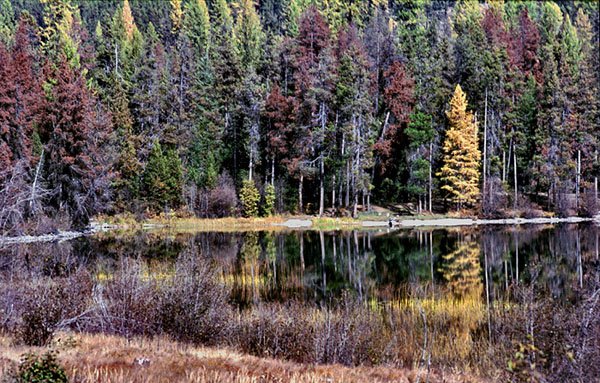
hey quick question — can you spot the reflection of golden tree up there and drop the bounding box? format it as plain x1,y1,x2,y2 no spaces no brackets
235,232,261,304
441,240,483,300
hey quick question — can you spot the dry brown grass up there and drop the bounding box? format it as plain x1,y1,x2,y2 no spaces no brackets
0,332,489,383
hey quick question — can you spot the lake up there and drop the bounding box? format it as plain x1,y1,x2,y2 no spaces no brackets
2,223,597,305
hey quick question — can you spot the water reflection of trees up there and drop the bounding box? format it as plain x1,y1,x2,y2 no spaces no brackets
440,236,483,300
1,224,598,306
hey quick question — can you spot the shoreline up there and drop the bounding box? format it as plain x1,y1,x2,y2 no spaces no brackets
1,214,598,245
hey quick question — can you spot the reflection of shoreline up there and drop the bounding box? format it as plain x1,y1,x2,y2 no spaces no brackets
391,216,593,228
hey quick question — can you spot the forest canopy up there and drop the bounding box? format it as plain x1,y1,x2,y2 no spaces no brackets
0,0,598,231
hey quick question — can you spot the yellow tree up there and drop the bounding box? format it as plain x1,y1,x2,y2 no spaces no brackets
170,0,183,33
438,84,481,209
122,0,136,40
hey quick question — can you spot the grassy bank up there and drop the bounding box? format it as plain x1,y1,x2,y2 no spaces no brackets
0,333,488,383
94,210,448,233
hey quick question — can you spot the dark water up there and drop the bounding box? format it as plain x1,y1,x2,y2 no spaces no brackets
1,223,598,307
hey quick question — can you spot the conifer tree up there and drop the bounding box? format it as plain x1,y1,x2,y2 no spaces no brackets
438,85,481,209
41,56,112,226
0,0,15,45
170,0,183,34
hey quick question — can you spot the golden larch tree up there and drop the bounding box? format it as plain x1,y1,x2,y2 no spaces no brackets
170,0,183,33
438,84,481,209
122,0,136,40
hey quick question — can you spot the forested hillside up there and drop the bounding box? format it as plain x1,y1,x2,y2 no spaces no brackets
0,0,598,231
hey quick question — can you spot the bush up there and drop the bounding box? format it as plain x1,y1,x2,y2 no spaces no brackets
17,272,92,346
580,189,598,217
206,172,238,217
239,180,260,217
159,252,232,345
11,351,68,383
262,184,276,216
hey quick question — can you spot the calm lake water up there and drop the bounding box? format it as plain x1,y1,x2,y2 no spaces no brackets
2,223,599,307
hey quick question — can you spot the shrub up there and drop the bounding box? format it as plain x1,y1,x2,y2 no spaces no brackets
12,351,68,383
17,272,92,346
580,189,598,217
159,252,232,345
206,172,238,217
239,180,260,217
262,183,276,216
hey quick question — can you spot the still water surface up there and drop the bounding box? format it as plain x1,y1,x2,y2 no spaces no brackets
2,223,598,307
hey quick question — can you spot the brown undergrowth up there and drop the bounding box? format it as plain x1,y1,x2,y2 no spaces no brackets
0,333,488,383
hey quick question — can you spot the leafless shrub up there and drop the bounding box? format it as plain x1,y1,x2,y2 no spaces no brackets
236,294,391,366
158,252,232,345
579,189,598,217
93,258,160,338
13,270,92,346
206,172,238,217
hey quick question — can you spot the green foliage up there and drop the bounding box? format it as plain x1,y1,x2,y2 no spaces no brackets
239,179,260,217
11,351,67,383
142,141,183,211
0,0,15,44
406,112,434,148
262,183,276,216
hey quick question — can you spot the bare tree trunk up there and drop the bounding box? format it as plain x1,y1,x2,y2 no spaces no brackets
332,174,336,210
595,152,598,206
248,151,253,181
502,150,506,183
429,141,433,213
319,155,324,216
576,149,581,211
483,88,488,207
30,149,44,213
298,174,303,214
271,155,275,186
514,150,518,210
345,159,350,207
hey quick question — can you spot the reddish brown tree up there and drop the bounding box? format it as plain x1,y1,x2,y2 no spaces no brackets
264,84,295,185
0,16,44,171
512,9,541,82
41,56,112,226
376,61,415,171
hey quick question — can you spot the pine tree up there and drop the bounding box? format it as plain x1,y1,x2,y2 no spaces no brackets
170,0,183,34
235,0,264,70
0,0,15,45
239,179,260,217
41,56,112,226
438,85,481,209
142,140,183,212
405,111,435,212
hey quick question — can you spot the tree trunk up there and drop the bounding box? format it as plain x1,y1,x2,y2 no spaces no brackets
271,155,275,186
483,88,488,207
345,159,350,207
514,150,518,210
30,149,44,214
248,150,253,181
576,150,581,211
319,155,324,217
595,152,598,206
429,141,433,213
502,150,506,183
332,174,336,210
299,173,303,214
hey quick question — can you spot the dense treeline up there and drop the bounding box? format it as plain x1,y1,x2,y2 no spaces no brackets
0,0,599,230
